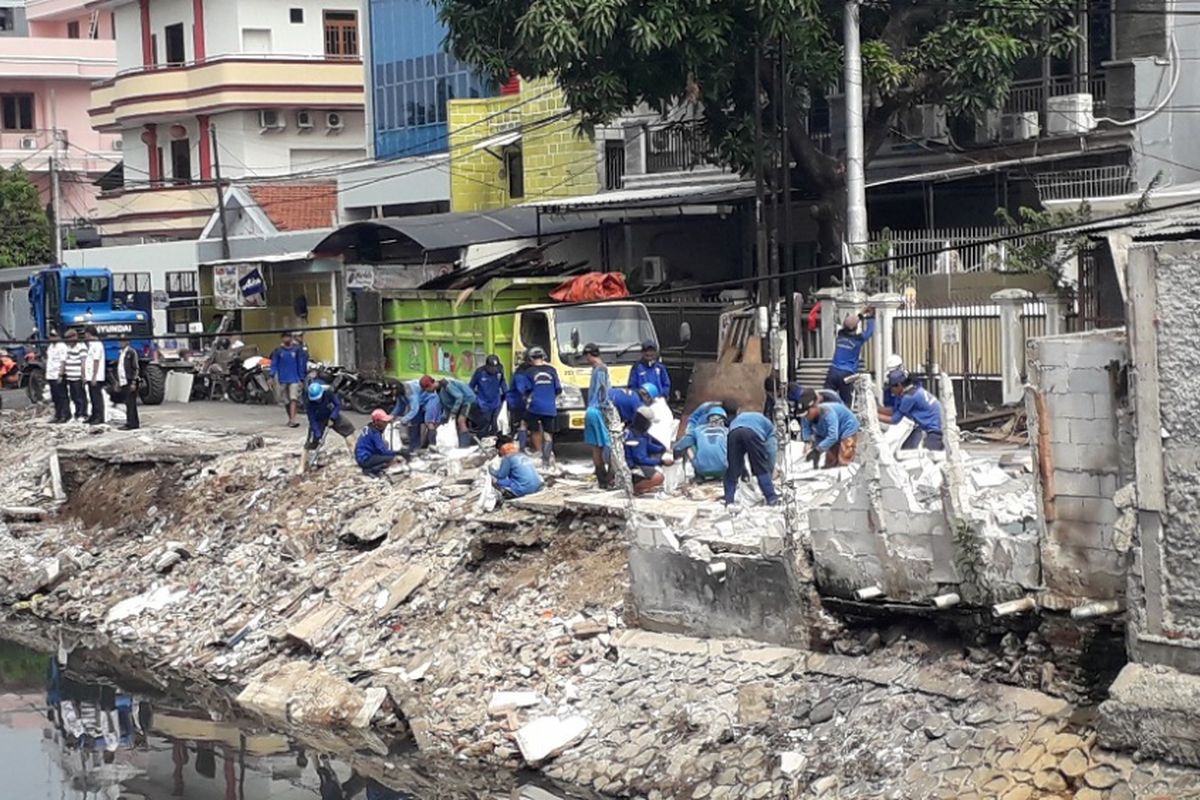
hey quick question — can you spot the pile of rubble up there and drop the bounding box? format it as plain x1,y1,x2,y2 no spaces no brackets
3,407,1200,798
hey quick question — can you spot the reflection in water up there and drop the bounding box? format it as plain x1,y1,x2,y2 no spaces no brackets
0,640,416,800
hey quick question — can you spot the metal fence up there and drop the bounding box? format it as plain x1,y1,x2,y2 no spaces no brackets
645,123,711,174
866,225,1040,284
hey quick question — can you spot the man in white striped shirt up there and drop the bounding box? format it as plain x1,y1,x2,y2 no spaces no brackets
84,327,107,425
63,329,89,421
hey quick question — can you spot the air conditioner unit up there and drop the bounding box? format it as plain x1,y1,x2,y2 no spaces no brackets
295,110,314,130
901,104,948,141
1000,111,1040,142
1046,93,1095,135
641,256,667,287
258,109,285,131
113,139,123,151
325,111,344,133
975,109,1003,144
19,136,37,150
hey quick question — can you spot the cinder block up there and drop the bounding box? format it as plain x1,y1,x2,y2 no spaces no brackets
1036,365,1073,394
1069,419,1118,446
1046,393,1094,420
1055,495,1119,526
1047,518,1115,550
1054,443,1120,473
1069,368,1115,395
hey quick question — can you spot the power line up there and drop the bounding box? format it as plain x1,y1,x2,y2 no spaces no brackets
9,192,1194,347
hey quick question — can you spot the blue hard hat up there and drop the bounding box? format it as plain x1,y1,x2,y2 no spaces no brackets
307,382,327,401
887,369,909,387
640,382,660,399
706,406,728,421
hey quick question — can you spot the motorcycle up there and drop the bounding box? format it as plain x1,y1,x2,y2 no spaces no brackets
226,355,275,404
348,376,402,415
19,350,45,405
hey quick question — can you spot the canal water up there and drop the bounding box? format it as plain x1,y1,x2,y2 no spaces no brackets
0,639,565,800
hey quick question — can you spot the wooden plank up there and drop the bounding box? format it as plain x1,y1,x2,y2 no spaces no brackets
741,336,763,364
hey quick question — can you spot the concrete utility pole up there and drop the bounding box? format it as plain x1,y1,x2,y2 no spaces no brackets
210,125,231,262
843,0,868,286
50,89,62,263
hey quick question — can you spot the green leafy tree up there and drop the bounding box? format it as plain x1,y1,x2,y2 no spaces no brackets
0,166,52,267
437,0,1076,263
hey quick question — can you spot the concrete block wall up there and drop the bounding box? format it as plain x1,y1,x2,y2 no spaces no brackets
445,78,598,212
1025,330,1130,602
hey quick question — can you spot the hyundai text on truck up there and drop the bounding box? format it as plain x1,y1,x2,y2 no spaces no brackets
383,277,661,433
27,266,169,405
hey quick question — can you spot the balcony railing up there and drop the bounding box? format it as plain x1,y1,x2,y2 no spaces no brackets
1004,72,1108,120
645,122,711,174
1032,165,1134,202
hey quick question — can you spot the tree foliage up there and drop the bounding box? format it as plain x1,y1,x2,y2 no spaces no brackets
437,0,1077,261
0,166,52,267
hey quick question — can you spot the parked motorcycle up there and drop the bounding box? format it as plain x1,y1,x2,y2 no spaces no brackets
226,355,275,404
348,376,402,415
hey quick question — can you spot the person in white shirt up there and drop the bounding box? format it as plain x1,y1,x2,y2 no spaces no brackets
45,330,70,423
84,327,107,425
63,329,89,421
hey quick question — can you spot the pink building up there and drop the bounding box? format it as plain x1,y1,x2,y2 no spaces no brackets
3,0,119,229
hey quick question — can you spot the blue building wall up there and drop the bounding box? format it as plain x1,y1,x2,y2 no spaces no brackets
369,0,493,159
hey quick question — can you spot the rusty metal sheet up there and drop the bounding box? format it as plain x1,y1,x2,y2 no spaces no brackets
678,362,773,437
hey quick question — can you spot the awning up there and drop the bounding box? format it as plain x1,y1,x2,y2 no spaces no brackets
523,180,756,213
313,207,603,257
472,130,522,152
199,251,315,267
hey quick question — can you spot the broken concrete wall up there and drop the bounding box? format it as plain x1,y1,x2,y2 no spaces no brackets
1025,329,1132,604
1125,242,1200,673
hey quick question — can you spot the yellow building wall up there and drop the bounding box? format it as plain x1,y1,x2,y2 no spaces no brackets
448,78,599,212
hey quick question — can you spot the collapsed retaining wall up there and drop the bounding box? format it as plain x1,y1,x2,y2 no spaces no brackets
1024,329,1132,605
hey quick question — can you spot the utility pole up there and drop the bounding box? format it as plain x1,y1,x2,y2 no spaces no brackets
843,0,868,286
210,124,231,261
752,32,768,293
780,34,796,384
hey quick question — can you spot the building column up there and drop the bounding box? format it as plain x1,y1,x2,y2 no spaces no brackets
192,0,206,61
993,288,1034,405
814,287,840,359
869,292,904,392
197,115,212,180
140,0,153,66
143,124,160,183
1038,291,1068,336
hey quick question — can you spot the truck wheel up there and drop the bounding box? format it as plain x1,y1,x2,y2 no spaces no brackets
25,366,44,404
140,364,166,405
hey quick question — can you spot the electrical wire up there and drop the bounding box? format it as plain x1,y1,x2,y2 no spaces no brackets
5,192,1193,348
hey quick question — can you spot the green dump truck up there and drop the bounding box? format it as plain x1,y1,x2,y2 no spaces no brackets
382,277,661,433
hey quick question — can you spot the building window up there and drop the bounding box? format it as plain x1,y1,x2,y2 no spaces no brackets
170,139,191,185
164,22,185,65
323,11,358,58
0,9,13,32
67,21,80,39
290,8,304,23
505,148,524,199
604,140,626,190
0,95,34,131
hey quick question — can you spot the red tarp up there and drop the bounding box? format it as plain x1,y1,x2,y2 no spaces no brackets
549,272,630,302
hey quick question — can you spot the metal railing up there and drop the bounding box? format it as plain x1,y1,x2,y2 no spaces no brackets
1033,165,1133,202
645,122,711,174
1003,72,1108,119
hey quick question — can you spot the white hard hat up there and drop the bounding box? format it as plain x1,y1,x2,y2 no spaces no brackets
885,354,903,371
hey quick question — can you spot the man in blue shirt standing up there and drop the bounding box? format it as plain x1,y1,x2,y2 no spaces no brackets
724,407,779,505
628,340,671,400
270,333,308,428
582,343,616,488
514,347,561,468
491,436,544,499
798,389,862,468
673,404,729,481
823,306,875,406
356,409,403,476
879,370,944,451
507,350,532,451
301,382,355,473
469,355,507,437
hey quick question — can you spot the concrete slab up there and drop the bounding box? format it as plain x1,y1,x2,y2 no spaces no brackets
1099,662,1200,765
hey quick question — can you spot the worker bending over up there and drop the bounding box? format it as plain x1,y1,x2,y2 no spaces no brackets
673,404,729,481
798,389,861,468
879,370,944,451
625,407,672,495
437,377,477,447
301,382,356,473
724,406,779,506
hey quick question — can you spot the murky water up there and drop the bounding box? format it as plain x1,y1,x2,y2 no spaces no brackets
0,639,570,800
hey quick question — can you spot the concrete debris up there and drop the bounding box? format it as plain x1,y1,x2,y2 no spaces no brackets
0,505,47,521
488,691,543,716
236,661,388,729
514,715,590,764
105,584,188,624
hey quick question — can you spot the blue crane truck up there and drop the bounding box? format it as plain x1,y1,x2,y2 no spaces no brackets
26,266,168,405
